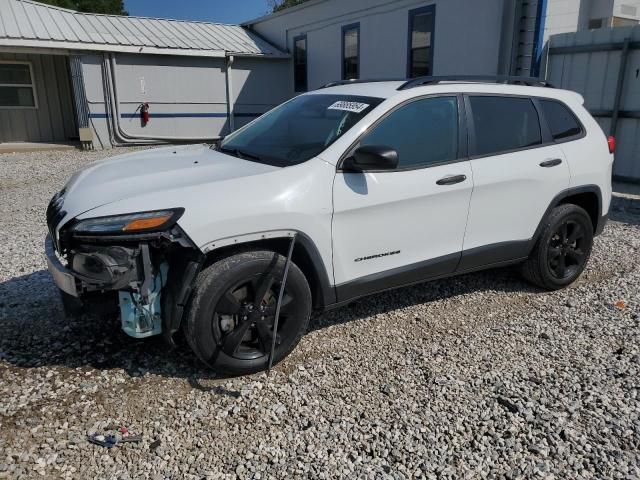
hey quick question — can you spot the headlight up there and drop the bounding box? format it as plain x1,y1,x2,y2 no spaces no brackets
71,209,184,235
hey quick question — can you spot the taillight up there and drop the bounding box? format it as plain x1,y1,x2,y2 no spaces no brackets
607,135,616,154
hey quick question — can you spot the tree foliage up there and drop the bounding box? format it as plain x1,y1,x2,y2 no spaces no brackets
38,0,128,15
269,0,309,13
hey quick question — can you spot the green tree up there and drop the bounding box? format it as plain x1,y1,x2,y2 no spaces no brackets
38,0,128,15
269,0,309,12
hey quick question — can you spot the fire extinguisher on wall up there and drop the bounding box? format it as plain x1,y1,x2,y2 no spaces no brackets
140,103,150,127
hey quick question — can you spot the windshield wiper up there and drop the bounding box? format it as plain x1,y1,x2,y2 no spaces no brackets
218,146,262,162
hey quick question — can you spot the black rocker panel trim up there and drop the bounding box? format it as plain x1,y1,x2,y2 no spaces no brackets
331,242,531,307
327,246,530,310
323,186,605,309
334,252,460,304
456,240,530,272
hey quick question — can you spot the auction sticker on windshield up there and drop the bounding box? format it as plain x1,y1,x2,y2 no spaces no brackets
328,101,370,114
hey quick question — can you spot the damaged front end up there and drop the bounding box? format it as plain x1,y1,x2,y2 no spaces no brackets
45,194,202,344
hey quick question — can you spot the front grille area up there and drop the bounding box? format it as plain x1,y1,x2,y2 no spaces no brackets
46,191,67,252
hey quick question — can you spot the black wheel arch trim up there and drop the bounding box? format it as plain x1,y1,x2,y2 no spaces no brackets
162,231,336,344
201,231,335,308
292,232,337,307
162,250,206,346
530,185,605,252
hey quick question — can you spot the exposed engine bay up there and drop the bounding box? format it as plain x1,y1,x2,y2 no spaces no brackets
46,199,202,343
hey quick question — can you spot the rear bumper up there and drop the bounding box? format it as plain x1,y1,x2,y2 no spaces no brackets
45,235,78,297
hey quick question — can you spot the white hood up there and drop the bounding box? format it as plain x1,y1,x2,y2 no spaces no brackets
61,144,278,220
53,144,336,259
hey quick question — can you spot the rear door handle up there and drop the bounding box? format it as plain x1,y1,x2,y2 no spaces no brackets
539,158,562,168
436,174,467,186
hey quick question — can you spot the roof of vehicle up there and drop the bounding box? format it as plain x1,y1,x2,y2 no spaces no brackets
313,79,584,105
313,81,407,98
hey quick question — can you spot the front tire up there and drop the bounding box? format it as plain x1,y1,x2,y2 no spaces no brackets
520,204,593,290
184,250,311,376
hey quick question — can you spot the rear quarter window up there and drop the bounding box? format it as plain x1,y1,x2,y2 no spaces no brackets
539,99,583,141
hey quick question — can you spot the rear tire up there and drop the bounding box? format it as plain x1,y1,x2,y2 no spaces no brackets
520,204,593,290
184,250,311,376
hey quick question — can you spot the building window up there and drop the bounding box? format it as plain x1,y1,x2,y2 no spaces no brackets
342,23,360,81
588,18,605,29
293,35,308,92
407,5,435,78
0,62,37,108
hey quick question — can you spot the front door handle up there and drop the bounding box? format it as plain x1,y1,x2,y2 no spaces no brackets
540,158,562,168
436,174,467,186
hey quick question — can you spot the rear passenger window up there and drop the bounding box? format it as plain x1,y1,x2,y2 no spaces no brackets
360,96,458,168
469,96,541,156
539,99,582,140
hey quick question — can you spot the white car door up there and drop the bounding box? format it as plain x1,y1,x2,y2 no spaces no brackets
331,95,473,302
459,94,571,270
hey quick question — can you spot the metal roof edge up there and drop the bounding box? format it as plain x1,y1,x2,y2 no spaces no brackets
1,0,289,57
242,0,330,26
18,0,76,14
227,51,290,59
17,0,240,28
0,38,291,59
0,39,227,57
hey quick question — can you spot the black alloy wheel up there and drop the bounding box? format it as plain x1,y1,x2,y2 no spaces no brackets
185,250,311,375
547,219,588,280
213,271,297,361
520,204,594,290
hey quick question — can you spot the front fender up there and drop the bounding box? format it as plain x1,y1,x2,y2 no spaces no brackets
201,230,337,308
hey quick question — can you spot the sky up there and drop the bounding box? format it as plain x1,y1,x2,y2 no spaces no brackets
124,0,273,24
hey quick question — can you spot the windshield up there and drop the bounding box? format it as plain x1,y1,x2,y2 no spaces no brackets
219,94,383,167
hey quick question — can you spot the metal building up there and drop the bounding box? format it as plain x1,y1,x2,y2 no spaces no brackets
242,0,640,180
243,0,640,91
545,25,640,182
0,0,290,148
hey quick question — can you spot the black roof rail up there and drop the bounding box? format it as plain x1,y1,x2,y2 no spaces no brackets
397,75,555,90
319,78,405,89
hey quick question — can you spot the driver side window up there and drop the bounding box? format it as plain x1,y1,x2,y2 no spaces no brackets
360,96,458,168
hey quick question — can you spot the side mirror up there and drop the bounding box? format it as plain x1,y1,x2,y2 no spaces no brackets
342,145,399,172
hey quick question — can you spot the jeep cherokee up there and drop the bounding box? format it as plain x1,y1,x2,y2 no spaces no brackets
45,76,613,375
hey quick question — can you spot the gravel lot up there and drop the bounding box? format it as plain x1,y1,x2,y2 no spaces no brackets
0,147,639,479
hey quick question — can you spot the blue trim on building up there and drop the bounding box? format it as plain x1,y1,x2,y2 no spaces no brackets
89,112,263,119
531,0,548,76
341,22,360,81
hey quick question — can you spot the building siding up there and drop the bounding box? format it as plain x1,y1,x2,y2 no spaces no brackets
247,0,510,91
0,52,76,143
546,25,640,180
80,52,291,148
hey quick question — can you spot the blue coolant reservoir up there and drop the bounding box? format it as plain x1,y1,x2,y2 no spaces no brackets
119,263,168,338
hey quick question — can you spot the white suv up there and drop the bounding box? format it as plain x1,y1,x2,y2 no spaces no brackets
45,76,614,375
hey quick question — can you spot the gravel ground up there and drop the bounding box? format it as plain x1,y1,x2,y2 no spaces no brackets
0,147,639,480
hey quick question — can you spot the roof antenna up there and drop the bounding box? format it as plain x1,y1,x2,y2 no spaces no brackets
267,233,297,376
